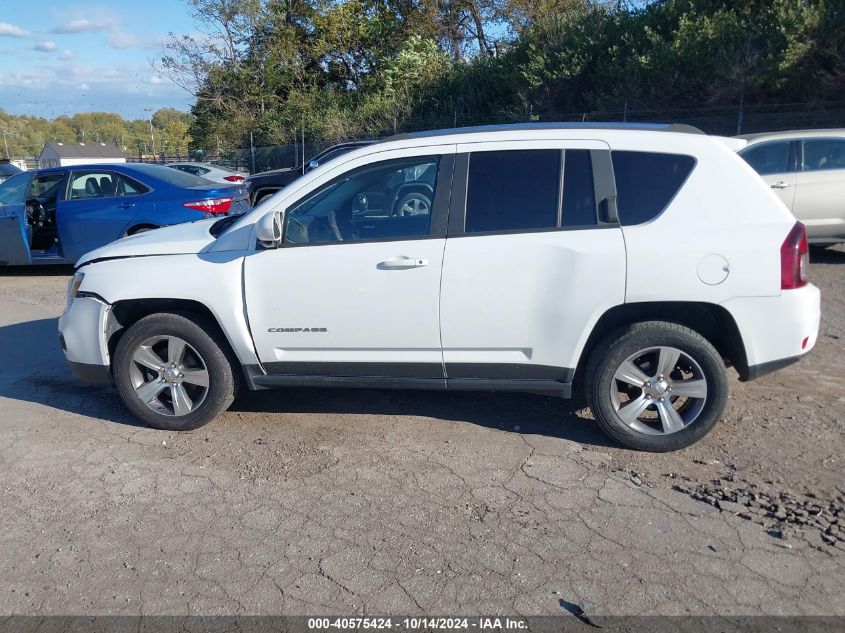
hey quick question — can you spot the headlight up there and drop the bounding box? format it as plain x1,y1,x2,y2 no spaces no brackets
66,272,84,308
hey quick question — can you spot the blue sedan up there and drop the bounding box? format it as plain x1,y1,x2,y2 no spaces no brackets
0,163,250,265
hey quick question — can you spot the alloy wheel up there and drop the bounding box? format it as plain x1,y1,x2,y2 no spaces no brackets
609,345,708,435
128,335,210,417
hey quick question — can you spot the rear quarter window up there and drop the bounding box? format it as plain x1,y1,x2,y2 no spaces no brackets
611,151,696,226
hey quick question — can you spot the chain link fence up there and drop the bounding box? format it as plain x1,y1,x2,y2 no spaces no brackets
196,100,845,174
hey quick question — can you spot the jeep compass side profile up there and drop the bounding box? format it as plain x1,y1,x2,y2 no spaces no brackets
58,123,820,452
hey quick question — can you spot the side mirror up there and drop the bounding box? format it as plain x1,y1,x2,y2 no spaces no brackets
306,160,319,172
255,210,283,249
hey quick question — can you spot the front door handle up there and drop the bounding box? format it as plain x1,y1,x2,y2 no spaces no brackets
378,256,429,270
771,181,791,189
117,202,135,209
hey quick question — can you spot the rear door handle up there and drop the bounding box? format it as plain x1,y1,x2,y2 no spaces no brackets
771,181,791,189
117,202,135,209
378,256,428,270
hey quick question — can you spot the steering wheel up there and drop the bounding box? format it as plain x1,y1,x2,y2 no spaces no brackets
26,198,48,228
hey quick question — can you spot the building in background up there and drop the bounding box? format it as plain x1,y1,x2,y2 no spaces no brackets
38,142,126,169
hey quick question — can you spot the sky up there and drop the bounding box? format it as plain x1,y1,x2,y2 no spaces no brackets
0,1,199,120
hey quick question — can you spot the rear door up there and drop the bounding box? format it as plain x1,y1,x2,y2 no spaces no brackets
0,172,34,265
739,140,797,209
57,169,137,261
439,141,626,385
793,138,845,241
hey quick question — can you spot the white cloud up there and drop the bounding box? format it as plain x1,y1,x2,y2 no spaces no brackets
59,50,74,60
34,41,57,53
107,31,139,49
53,17,116,34
148,74,163,85
79,83,90,91
0,22,29,38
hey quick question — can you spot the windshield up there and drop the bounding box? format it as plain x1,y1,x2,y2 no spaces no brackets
128,163,213,187
0,172,33,205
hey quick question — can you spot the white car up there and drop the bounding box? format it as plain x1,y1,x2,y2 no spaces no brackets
58,123,820,452
166,162,248,184
736,129,845,244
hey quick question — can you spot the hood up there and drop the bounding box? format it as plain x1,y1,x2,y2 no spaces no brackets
76,219,219,267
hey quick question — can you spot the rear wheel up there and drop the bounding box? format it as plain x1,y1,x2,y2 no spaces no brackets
585,321,728,452
113,313,236,431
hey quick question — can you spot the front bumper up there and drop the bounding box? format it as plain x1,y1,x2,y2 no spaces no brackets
58,296,113,385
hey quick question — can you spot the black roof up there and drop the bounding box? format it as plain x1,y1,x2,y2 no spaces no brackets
41,141,125,159
385,122,704,142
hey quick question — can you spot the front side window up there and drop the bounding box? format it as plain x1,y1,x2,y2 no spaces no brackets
802,139,845,172
69,172,119,200
283,156,438,245
740,141,791,176
465,150,560,233
612,151,696,226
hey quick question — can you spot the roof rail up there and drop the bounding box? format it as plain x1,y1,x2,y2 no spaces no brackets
383,122,704,142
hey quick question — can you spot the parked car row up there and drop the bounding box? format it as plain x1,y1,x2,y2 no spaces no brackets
0,163,249,265
0,123,833,451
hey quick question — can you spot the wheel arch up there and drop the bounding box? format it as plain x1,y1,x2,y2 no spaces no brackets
573,301,749,388
126,223,159,236
107,298,244,379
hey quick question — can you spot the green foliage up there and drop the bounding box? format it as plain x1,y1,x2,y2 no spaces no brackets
0,108,194,159
164,0,844,150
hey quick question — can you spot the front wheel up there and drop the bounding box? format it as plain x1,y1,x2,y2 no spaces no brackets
113,313,237,431
585,321,728,452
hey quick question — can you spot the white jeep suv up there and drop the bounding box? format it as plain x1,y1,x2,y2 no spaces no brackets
58,123,820,452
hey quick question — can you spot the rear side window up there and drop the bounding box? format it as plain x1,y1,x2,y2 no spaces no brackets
612,151,696,226
740,142,790,175
119,175,149,196
802,139,845,172
465,150,560,233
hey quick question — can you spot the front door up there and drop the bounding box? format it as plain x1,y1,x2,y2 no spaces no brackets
0,172,34,265
244,149,454,379
57,170,138,261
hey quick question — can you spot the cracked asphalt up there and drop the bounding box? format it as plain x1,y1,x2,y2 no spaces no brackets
0,246,843,616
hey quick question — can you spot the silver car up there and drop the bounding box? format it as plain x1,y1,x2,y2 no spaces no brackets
165,162,248,185
737,129,845,244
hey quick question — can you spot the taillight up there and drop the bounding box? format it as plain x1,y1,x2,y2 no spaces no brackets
224,175,244,182
780,222,809,289
182,197,233,214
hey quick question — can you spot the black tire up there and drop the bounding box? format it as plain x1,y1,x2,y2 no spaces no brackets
584,321,728,452
113,312,237,431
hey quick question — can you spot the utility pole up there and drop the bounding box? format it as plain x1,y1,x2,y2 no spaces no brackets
249,131,256,174
1,129,9,159
301,113,305,174
144,108,155,155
